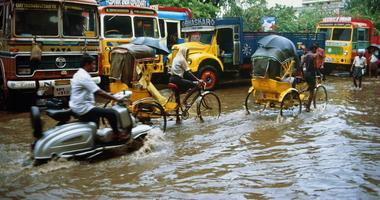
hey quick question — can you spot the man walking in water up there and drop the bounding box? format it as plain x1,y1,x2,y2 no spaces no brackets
301,46,317,112
351,51,367,90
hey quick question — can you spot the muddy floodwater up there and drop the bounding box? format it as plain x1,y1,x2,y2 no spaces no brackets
1,77,380,199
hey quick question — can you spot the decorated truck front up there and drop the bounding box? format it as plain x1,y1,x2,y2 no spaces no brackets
0,0,100,110
317,17,379,73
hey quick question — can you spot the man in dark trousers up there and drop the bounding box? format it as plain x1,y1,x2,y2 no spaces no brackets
301,46,317,112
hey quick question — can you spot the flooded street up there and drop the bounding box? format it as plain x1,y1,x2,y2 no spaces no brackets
1,76,380,199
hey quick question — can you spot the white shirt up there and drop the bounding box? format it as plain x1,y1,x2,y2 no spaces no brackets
370,54,378,63
170,55,190,78
352,56,367,68
69,68,100,115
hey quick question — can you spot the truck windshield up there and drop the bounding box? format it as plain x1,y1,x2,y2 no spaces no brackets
104,15,132,38
188,32,213,44
332,28,352,41
134,17,159,38
63,5,97,37
15,3,58,36
318,28,332,40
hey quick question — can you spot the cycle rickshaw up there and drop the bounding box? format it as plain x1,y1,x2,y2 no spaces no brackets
244,35,327,117
107,38,221,131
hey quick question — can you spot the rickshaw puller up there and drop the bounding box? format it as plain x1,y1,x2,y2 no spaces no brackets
301,46,317,112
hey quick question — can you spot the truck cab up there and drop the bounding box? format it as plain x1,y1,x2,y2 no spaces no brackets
168,18,244,89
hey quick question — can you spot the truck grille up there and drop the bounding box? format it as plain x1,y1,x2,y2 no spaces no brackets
16,54,98,74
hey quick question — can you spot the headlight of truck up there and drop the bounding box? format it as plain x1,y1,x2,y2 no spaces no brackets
187,58,192,65
343,50,348,55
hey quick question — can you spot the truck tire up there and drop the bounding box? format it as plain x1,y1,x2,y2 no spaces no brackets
198,65,219,90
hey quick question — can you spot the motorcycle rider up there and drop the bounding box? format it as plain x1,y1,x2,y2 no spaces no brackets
69,53,129,141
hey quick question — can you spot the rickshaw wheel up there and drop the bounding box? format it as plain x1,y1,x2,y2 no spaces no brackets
313,85,327,111
134,102,167,132
245,90,264,114
197,91,221,122
280,91,301,117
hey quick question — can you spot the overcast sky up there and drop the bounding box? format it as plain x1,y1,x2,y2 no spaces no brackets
266,0,302,8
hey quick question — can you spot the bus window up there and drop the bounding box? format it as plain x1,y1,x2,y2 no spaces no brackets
15,4,58,36
357,28,369,41
159,19,165,38
104,15,132,38
134,17,159,38
63,5,97,37
332,28,352,41
318,28,332,40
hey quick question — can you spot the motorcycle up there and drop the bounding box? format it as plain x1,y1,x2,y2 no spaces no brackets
30,90,152,165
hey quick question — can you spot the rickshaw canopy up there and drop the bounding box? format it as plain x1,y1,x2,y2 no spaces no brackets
131,37,170,55
251,35,299,78
111,43,156,59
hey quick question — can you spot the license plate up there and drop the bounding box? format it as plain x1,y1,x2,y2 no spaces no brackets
54,85,70,97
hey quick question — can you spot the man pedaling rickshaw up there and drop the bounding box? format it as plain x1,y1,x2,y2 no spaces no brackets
300,45,317,112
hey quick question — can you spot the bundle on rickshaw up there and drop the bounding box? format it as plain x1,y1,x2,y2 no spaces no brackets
109,43,167,104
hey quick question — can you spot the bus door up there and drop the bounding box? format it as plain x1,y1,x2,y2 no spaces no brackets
159,19,180,51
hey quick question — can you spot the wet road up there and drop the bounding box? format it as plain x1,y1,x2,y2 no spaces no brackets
1,77,380,199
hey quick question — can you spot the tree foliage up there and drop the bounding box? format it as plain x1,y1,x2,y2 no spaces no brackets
150,0,219,18
344,0,380,30
151,0,379,32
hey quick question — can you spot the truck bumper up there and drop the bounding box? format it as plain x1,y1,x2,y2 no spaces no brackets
7,76,101,97
7,76,101,90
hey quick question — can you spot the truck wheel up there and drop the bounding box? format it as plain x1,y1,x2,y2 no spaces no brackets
198,65,219,90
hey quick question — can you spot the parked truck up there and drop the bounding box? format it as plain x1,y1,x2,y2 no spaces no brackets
167,17,326,89
0,0,100,110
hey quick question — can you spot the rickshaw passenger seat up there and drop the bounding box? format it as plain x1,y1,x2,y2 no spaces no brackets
168,83,179,91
